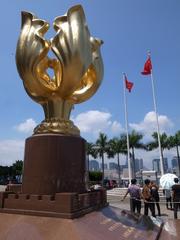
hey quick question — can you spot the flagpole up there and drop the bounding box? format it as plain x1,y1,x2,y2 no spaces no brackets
149,57,164,176
123,73,132,183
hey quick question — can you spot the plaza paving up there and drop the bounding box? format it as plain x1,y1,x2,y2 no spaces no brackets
107,188,175,219
107,188,180,240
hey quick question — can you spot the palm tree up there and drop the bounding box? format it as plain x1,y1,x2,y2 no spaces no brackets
168,131,180,176
147,132,169,173
96,132,109,185
121,130,144,178
85,142,98,189
12,160,23,176
108,137,127,187
86,142,97,171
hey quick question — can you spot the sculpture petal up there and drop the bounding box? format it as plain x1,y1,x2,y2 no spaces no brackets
16,12,60,102
71,37,104,103
51,5,92,98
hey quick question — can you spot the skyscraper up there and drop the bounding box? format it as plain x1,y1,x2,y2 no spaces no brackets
109,162,118,170
172,156,178,169
152,158,168,174
163,158,168,173
89,160,99,171
100,163,108,170
171,156,179,176
152,159,160,173
134,158,143,173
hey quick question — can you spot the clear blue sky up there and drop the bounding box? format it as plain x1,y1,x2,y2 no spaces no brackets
0,0,180,167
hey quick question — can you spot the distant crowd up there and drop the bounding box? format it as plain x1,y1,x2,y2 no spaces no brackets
122,177,180,219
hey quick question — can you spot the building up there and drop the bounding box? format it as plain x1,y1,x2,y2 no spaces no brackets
152,159,160,173
100,163,108,170
134,158,143,173
89,160,99,171
142,170,158,183
164,158,168,173
172,156,178,169
121,164,128,172
121,168,130,186
152,158,168,174
109,162,118,170
171,156,180,176
104,169,119,181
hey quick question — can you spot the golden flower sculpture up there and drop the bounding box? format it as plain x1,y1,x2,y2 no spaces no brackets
16,5,103,136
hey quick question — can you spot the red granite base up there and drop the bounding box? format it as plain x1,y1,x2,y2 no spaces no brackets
22,134,87,195
0,189,107,219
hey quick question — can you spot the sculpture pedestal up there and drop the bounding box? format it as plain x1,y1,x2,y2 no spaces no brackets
22,134,87,194
0,134,107,218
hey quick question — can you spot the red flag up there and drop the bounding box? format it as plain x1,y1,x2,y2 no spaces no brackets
141,57,152,75
125,75,134,92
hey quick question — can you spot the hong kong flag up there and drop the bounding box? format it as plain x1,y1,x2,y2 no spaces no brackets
141,57,152,75
125,75,134,92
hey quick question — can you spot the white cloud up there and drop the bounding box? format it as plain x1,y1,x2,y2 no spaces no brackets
72,110,173,143
0,140,24,166
129,111,173,141
15,118,37,134
72,110,124,138
111,121,124,134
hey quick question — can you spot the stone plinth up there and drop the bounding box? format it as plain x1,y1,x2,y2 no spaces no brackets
0,189,107,219
0,134,108,219
22,134,86,195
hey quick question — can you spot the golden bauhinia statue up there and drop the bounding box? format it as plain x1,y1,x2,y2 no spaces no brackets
16,5,104,136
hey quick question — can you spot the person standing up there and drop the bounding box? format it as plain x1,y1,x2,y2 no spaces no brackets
150,181,161,216
172,178,180,219
163,188,172,210
121,178,142,214
142,179,156,217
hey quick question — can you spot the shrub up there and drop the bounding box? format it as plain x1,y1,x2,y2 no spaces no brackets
89,171,102,182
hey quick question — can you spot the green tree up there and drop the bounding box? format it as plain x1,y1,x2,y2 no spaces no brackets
0,166,10,178
96,132,109,185
168,131,180,176
89,171,102,182
147,132,169,173
121,130,144,178
12,160,23,176
108,137,127,186
86,142,97,171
